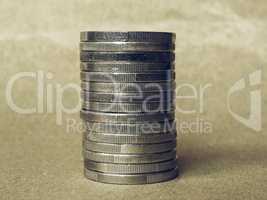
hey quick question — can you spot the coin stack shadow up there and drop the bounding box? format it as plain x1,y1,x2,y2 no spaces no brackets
80,31,178,184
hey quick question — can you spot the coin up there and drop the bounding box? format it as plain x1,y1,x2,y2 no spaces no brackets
82,101,174,113
80,51,175,62
81,91,174,103
80,42,174,52
80,31,175,43
80,62,174,72
84,159,177,174
81,81,175,93
83,150,177,164
84,121,176,134
83,140,176,154
80,71,174,82
84,167,178,184
80,110,174,123
83,131,176,144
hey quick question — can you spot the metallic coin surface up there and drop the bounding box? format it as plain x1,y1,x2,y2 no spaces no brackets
80,31,178,184
80,71,174,82
80,31,175,43
80,42,174,52
81,81,175,93
83,140,176,154
80,52,175,62
84,159,177,174
84,167,178,185
82,101,174,113
83,131,176,144
83,150,177,164
81,91,174,103
84,121,176,134
80,62,174,72
80,110,174,123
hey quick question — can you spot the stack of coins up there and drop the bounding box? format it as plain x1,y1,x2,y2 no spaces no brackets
80,31,178,184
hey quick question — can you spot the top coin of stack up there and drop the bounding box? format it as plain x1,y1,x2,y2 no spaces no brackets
80,31,177,184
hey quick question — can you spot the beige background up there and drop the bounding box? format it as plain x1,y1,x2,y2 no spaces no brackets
0,0,266,199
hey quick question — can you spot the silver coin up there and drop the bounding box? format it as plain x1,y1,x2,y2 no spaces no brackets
83,131,176,144
80,62,174,72
80,52,175,62
84,121,176,134
81,91,174,103
84,159,177,174
83,150,177,164
84,167,178,184
83,140,176,154
82,101,174,113
80,31,175,43
81,81,175,93
80,71,174,82
80,110,174,123
80,42,174,52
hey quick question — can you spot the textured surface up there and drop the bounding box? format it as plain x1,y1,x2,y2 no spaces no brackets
0,0,267,199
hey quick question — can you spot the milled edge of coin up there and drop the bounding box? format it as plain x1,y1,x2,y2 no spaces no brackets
83,131,176,144
80,31,175,43
84,167,178,185
80,110,174,123
83,120,176,134
80,42,174,52
80,62,174,72
84,159,177,174
80,71,175,82
81,91,174,103
82,150,177,164
81,81,176,92
80,51,175,62
82,101,174,113
83,140,176,154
